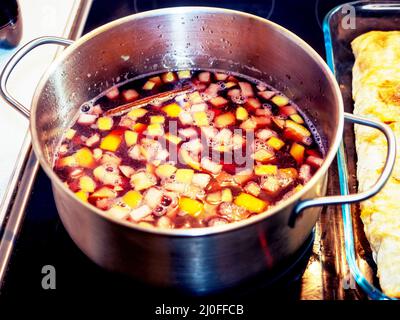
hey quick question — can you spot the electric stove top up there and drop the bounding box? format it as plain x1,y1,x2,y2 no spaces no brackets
0,0,355,308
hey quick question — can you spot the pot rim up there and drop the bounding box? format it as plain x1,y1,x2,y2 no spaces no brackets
31,6,344,237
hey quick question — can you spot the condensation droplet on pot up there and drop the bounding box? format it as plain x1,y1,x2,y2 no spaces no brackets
121,55,130,61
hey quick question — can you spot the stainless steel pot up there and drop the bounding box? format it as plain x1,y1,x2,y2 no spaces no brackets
0,7,395,294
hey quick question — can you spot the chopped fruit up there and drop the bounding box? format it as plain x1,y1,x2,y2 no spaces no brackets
119,165,135,178
162,102,182,117
188,91,204,104
130,205,152,221
91,187,117,199
198,71,211,83
75,191,88,202
210,96,228,108
127,108,148,120
192,173,211,188
280,105,297,116
257,83,267,91
130,171,157,191
77,113,97,125
179,111,193,125
144,188,163,209
179,197,204,217
253,148,274,162
214,112,235,128
284,121,312,145
272,116,286,129
108,206,130,220
225,81,237,89
122,89,139,102
93,148,103,161
258,90,276,100
272,95,289,107
234,193,267,213
149,76,162,86
190,103,208,112
256,128,277,141
306,156,323,168
165,132,182,144
254,116,271,127
178,70,191,79
86,134,100,147
244,181,261,197
65,129,76,140
267,137,285,150
215,72,228,81
233,169,253,185
132,123,147,133
255,165,278,176
180,149,201,170
246,97,261,109
290,114,304,124
236,106,249,121
206,191,222,204
193,111,209,127
124,130,138,147
100,152,122,166
100,133,122,152
201,157,222,174
142,80,156,91
290,142,305,164
150,115,165,124
240,117,257,130
221,188,233,202
79,176,96,193
299,164,312,183
146,123,164,136
162,71,177,83
179,127,198,139
279,168,298,179
155,164,177,178
123,190,143,208
106,87,119,100
176,169,194,184
256,108,272,116
239,82,254,97
75,147,95,168
97,116,114,130
182,138,203,154
58,155,77,168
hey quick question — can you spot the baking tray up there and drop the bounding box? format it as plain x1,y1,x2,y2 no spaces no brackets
324,0,400,300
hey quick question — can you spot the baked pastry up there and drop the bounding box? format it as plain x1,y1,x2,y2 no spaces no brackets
352,30,400,298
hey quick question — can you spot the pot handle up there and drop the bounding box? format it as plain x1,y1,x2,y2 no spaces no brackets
289,112,396,227
0,36,74,119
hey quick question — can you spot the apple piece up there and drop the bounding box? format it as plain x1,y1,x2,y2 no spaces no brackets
284,120,311,143
77,113,97,125
306,155,323,168
198,71,211,83
142,81,155,91
256,128,277,141
149,76,162,86
271,95,290,107
100,152,122,166
201,157,222,175
206,191,222,204
201,126,218,139
175,169,194,184
256,83,267,91
130,171,157,191
79,176,96,193
179,149,201,170
162,102,182,117
108,206,130,220
210,96,228,108
106,87,119,100
234,193,267,213
267,136,285,150
91,186,117,199
233,169,253,185
177,70,191,79
127,108,148,120
93,148,103,161
124,130,138,147
299,164,312,183
162,71,177,83
239,82,254,97
182,138,203,155
144,187,163,209
258,90,276,100
214,112,235,128
255,164,278,176
65,129,76,140
86,133,100,147
221,188,233,202
122,89,139,102
146,123,164,136
246,97,261,110
254,116,271,127
179,127,198,139
119,165,135,178
244,181,261,197
179,111,193,125
252,148,274,162
272,116,286,130
75,147,95,168
240,117,257,131
193,111,209,127
280,105,297,116
97,116,114,131
236,106,248,121
130,205,152,221
100,133,122,152
215,72,228,81
155,164,177,178
188,91,204,104
190,103,208,112
279,168,298,180
192,173,211,188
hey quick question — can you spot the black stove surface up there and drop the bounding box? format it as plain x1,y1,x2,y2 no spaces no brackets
1,0,348,308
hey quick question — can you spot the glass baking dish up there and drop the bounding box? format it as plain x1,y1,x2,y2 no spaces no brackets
323,1,400,300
